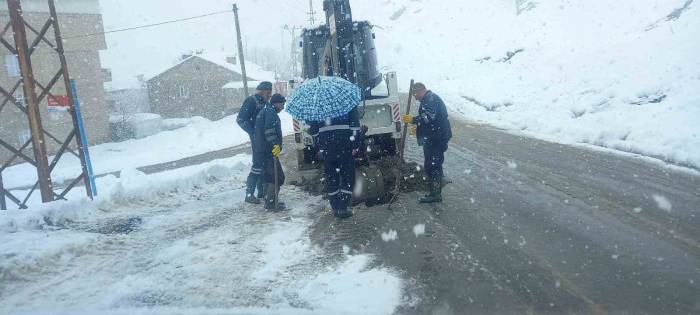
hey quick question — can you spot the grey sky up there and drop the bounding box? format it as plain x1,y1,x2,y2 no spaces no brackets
99,0,322,89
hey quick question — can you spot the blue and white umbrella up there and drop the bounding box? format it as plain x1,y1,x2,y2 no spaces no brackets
286,76,361,122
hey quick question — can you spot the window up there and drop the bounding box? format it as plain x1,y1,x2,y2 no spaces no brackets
5,55,20,77
177,86,189,98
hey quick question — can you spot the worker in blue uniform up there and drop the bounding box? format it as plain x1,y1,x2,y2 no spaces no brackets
309,107,362,219
254,93,287,211
402,82,452,203
238,81,273,204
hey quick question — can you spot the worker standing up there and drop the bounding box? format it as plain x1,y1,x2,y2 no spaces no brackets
254,94,287,211
309,106,362,219
402,82,452,203
238,81,273,204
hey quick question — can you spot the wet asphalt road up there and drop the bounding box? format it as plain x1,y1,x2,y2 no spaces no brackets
309,119,700,314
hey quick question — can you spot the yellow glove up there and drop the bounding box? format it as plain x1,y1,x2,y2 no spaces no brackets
409,125,417,136
271,144,281,157
402,114,414,124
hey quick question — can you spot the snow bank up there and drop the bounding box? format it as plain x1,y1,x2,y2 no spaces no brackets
354,0,700,168
0,155,251,233
161,117,193,131
3,112,294,190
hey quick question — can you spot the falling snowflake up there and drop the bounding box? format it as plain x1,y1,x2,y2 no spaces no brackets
413,224,425,237
381,230,398,242
507,161,517,169
652,194,672,212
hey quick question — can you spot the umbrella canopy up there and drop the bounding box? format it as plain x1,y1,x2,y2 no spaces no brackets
286,76,361,122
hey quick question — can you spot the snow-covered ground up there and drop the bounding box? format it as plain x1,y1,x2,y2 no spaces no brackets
2,113,294,191
0,155,403,315
355,0,700,169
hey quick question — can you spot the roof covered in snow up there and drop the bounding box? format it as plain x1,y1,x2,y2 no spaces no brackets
146,52,275,83
222,81,264,90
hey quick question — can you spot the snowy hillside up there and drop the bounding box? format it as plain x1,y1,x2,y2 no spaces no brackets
354,0,700,168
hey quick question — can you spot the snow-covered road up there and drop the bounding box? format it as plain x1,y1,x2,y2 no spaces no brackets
0,157,403,315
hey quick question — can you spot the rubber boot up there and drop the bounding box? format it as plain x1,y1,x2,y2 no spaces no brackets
420,177,443,203
245,174,261,204
264,184,286,211
432,177,443,202
256,178,265,199
334,208,353,219
418,179,432,203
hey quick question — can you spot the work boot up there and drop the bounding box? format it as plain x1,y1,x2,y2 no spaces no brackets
433,178,444,202
245,195,261,204
419,178,443,204
419,179,433,202
256,179,265,199
245,174,261,204
264,184,286,211
334,208,354,219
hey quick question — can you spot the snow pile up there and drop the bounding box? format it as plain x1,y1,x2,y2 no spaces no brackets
161,117,193,131
2,112,294,190
355,0,700,168
0,155,251,233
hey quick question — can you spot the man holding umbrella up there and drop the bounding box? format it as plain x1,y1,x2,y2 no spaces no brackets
255,93,287,211
286,76,363,219
238,81,272,204
308,107,362,218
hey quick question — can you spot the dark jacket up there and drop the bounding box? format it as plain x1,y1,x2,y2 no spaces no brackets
308,107,362,161
415,91,452,144
237,94,266,135
253,103,283,155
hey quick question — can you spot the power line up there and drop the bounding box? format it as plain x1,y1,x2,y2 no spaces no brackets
63,10,231,39
308,0,317,26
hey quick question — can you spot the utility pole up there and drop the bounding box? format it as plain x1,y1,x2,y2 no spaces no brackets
283,25,302,79
308,0,317,26
8,0,54,203
232,3,249,97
